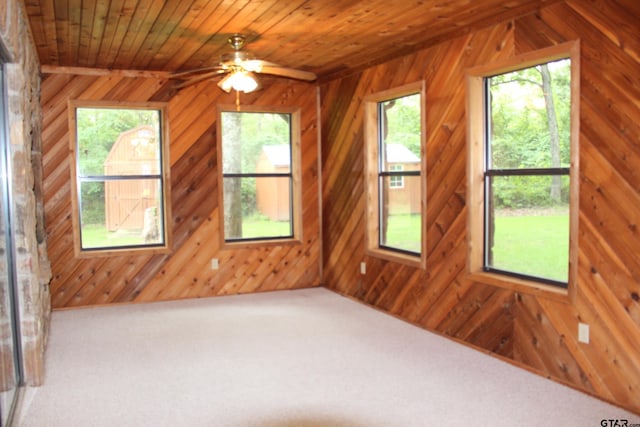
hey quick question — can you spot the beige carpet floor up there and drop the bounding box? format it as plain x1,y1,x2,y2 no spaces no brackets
15,288,637,426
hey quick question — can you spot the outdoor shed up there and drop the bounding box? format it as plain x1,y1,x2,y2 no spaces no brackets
104,125,160,232
384,143,421,215
255,145,291,221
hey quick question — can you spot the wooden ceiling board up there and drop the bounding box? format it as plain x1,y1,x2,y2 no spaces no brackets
155,0,253,72
130,0,200,69
110,0,166,68
26,0,563,80
142,0,222,70
159,0,318,74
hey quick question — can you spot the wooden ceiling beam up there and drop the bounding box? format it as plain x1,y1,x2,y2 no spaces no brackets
40,65,170,79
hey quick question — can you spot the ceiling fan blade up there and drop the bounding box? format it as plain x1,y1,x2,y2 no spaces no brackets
256,64,317,82
241,59,267,72
169,66,226,78
171,33,316,90
174,70,227,89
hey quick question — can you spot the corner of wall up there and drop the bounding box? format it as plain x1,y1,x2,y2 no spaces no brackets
0,0,51,386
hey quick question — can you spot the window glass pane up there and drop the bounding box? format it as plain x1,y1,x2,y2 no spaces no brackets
221,111,291,174
488,58,571,170
487,175,569,283
379,94,421,172
79,179,164,249
376,92,422,257
389,176,404,188
223,177,292,240
76,108,161,176
380,175,421,254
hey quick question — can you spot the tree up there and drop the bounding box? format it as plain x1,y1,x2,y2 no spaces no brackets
222,112,243,238
540,63,562,203
488,59,571,208
384,94,421,157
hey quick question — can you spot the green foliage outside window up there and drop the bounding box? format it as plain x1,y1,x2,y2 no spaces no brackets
382,94,421,158
489,59,571,209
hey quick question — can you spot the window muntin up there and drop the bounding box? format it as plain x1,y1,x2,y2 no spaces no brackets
364,83,425,267
71,104,170,255
484,58,572,287
219,109,298,243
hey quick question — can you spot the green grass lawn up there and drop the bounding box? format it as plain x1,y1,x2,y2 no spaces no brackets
81,224,147,248
240,216,291,239
383,212,568,282
491,213,569,282
81,216,292,248
384,214,422,253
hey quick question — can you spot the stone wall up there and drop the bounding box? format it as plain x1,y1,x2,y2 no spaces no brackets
0,0,51,386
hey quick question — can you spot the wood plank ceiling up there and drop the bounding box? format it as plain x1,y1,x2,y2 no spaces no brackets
25,0,562,79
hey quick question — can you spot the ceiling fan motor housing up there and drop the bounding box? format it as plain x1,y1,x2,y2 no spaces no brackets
228,34,246,50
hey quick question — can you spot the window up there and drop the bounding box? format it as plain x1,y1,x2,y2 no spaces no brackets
466,41,580,297
218,106,301,245
389,165,405,188
69,101,171,256
364,82,426,267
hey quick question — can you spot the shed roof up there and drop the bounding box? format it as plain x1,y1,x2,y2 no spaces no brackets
105,124,158,163
385,144,420,163
262,145,291,167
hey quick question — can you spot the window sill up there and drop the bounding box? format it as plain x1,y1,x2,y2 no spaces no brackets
75,244,172,258
221,237,303,251
366,248,425,269
466,271,571,303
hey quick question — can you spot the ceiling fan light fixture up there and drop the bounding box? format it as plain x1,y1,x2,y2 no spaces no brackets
171,33,316,92
218,70,259,93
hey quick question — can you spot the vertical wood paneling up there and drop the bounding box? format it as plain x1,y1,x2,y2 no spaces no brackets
321,1,640,415
42,74,321,307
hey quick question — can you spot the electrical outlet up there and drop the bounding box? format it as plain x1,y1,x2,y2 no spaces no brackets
211,258,219,270
360,262,366,275
578,322,589,344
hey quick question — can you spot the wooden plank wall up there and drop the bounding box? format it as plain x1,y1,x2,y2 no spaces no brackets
320,0,640,415
42,75,321,307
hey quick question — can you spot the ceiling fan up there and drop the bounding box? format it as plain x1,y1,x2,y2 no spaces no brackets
170,34,317,93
